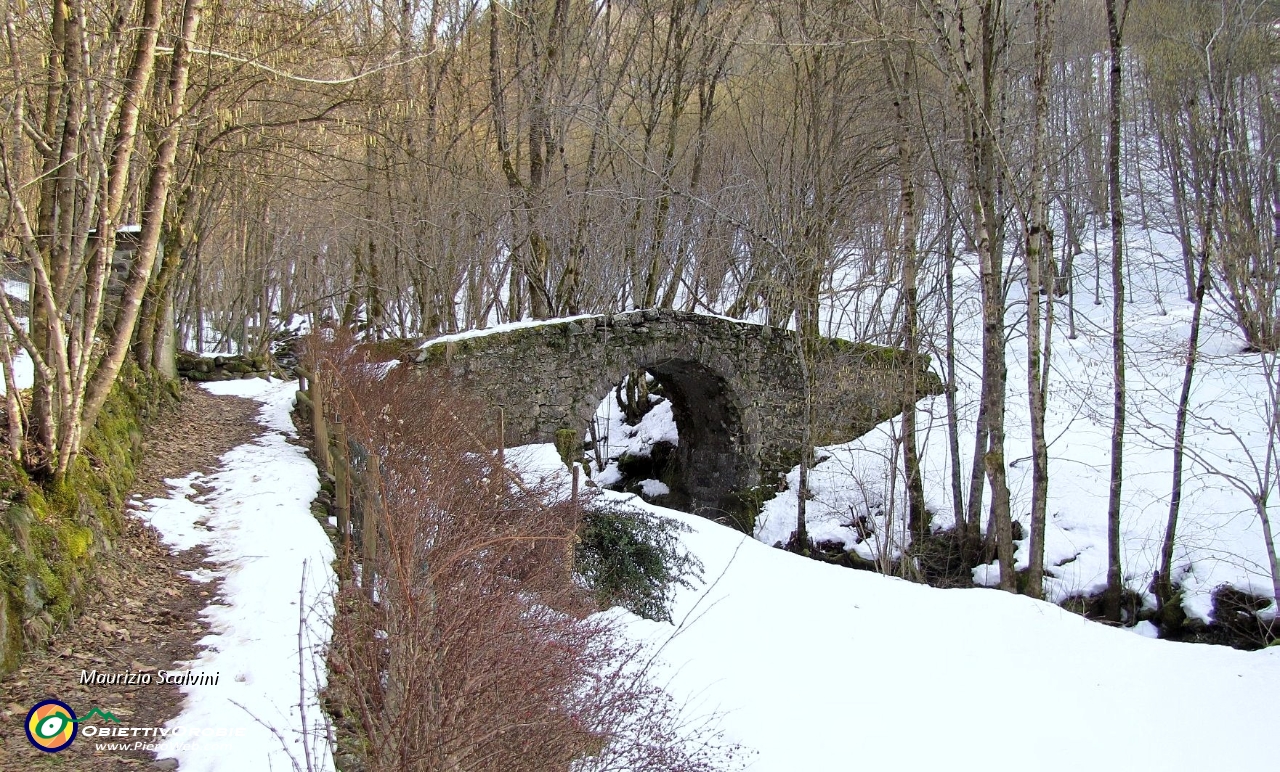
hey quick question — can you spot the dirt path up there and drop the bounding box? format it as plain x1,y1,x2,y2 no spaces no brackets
0,383,262,771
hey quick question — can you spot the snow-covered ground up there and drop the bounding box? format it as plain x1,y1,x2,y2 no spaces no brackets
587,373,680,492
0,281,33,395
131,379,334,772
509,443,1280,770
756,223,1280,621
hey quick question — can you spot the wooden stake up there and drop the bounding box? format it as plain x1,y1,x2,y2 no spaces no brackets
497,406,505,468
363,454,381,600
310,371,331,475
332,419,351,557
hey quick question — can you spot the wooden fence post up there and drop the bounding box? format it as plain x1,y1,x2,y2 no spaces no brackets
332,419,351,556
497,406,505,468
568,463,582,584
310,370,331,476
362,454,381,600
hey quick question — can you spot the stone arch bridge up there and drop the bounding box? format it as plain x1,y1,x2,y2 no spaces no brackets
412,309,939,524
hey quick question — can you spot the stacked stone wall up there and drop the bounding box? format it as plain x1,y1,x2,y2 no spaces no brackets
413,310,940,519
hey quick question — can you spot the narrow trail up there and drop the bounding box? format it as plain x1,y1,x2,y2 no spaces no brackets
0,384,260,771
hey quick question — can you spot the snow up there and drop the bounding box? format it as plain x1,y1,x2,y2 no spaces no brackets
419,309,773,352
3,280,26,301
0,346,33,395
1129,620,1162,638
419,314,596,348
586,375,679,490
756,222,1280,620
637,479,670,497
368,359,398,378
0,292,33,394
507,449,1280,770
130,378,334,772
626,501,1280,771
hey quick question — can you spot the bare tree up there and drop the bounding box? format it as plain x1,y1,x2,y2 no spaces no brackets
0,0,204,477
1022,0,1059,599
919,0,1017,590
1103,0,1128,621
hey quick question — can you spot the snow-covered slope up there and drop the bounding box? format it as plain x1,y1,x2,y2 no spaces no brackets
757,224,1280,621
626,496,1280,771
513,443,1280,771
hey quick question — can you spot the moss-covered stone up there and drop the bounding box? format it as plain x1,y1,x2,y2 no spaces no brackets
822,337,938,373
354,337,420,362
553,428,582,468
176,350,272,382
0,362,175,674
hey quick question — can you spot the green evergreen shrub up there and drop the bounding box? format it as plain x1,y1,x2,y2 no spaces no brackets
575,500,702,622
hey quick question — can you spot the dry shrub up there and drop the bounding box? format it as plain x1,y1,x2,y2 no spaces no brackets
309,332,742,772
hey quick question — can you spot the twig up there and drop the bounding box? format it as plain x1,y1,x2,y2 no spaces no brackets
298,560,314,772
229,698,304,772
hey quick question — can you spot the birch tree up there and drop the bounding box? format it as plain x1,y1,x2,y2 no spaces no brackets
0,0,204,478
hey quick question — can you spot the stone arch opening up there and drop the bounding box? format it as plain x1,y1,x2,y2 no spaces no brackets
578,357,753,526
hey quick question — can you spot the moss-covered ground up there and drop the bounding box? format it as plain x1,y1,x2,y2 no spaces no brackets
0,363,177,673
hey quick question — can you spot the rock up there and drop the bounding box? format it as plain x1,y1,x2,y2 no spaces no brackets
177,350,274,383
152,759,179,770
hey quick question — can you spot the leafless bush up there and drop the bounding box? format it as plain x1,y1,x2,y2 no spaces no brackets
307,333,742,772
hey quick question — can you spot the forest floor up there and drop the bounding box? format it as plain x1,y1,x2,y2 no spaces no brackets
0,384,260,771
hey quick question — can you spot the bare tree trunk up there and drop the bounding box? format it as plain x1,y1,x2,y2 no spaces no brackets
942,214,969,543
1104,0,1128,622
79,0,205,465
136,179,199,370
1024,0,1057,600
1259,352,1280,607
1156,227,1213,615
1155,33,1231,617
0,0,166,477
874,0,927,538
792,318,812,553
0,331,22,464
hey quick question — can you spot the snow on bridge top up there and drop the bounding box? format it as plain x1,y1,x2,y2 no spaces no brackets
415,309,769,350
